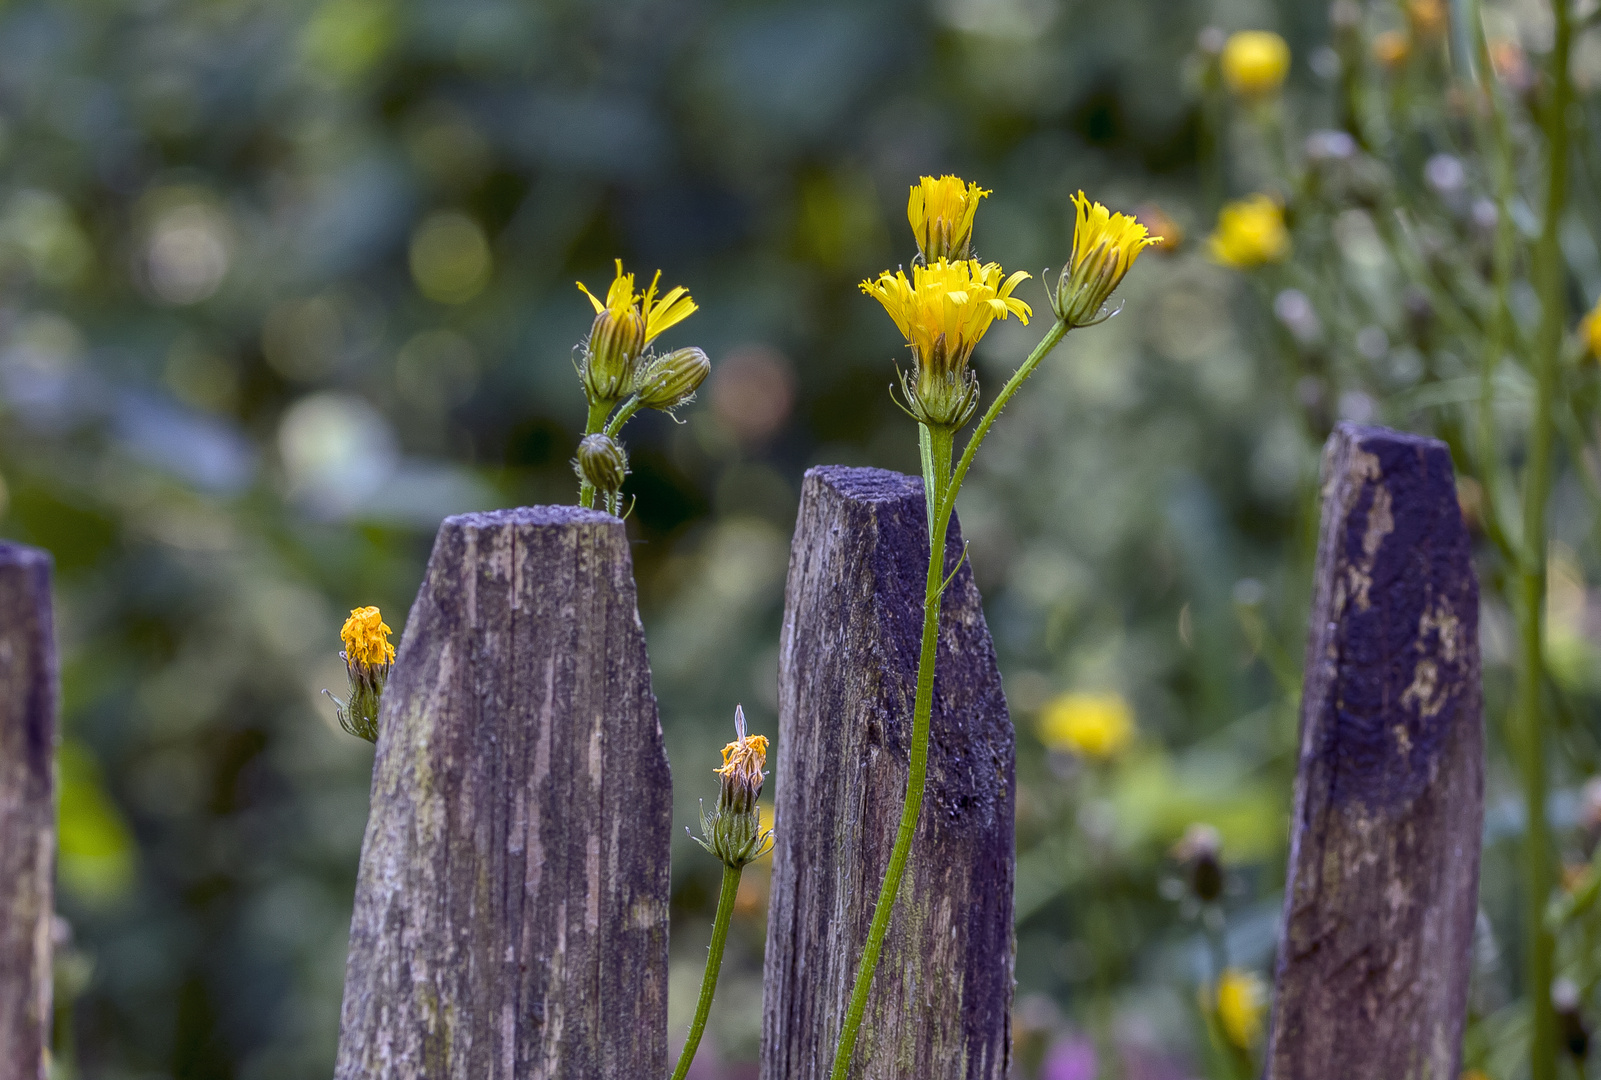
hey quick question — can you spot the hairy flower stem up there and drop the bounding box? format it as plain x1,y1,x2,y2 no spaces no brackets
828,319,1068,1080
1519,3,1572,1077
577,397,615,509
669,864,742,1080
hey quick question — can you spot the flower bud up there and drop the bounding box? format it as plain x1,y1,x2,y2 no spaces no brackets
693,706,774,868
1053,192,1160,329
574,433,628,498
902,364,980,429
636,346,711,412
580,306,647,403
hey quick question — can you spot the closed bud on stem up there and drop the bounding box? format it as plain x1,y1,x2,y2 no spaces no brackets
637,346,711,412
575,433,628,498
580,306,646,402
694,705,773,868
328,606,396,742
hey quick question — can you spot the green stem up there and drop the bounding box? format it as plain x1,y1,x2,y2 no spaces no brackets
828,319,1070,1080
1520,5,1572,1078
577,397,615,509
604,395,644,438
669,864,742,1080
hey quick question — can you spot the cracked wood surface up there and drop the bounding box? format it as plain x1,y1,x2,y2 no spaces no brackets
334,507,671,1080
0,543,55,1080
1267,424,1483,1080
762,466,1014,1080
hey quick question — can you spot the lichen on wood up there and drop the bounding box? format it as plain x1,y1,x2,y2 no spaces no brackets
334,507,671,1080
1267,424,1483,1080
0,542,56,1080
762,466,1014,1080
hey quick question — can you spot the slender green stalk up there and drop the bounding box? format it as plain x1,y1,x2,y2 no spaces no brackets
577,398,615,509
669,864,742,1080
1519,4,1572,1077
828,320,1069,1080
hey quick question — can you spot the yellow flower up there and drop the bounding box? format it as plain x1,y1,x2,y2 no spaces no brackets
1037,691,1135,760
1208,195,1290,269
341,605,395,668
908,175,990,263
860,257,1031,427
697,705,774,867
1372,30,1410,70
1053,191,1162,328
1221,30,1290,98
1581,297,1601,360
1215,968,1267,1050
575,259,697,401
716,708,771,815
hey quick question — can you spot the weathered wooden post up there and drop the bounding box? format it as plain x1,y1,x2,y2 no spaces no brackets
0,542,56,1080
335,507,672,1079
762,466,1014,1080
1267,424,1483,1080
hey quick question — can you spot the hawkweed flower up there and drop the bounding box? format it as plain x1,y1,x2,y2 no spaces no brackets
1221,30,1290,98
576,260,698,403
636,346,711,413
908,175,990,263
331,606,395,742
860,258,1031,428
694,706,774,868
1052,192,1162,328
1208,195,1290,268
574,433,628,502
1038,690,1135,761
1214,968,1267,1050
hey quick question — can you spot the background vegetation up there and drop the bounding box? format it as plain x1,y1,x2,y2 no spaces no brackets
2,0,1596,1076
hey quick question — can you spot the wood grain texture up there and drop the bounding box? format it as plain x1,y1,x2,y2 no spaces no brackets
762,466,1014,1080
335,507,671,1080
0,542,56,1080
1267,424,1483,1080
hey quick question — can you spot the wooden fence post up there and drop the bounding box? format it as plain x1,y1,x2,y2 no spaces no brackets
762,466,1014,1080
334,507,672,1079
1266,423,1483,1080
0,542,56,1080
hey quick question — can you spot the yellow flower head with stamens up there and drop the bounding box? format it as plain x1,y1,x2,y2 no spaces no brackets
908,175,991,263
860,258,1032,427
575,259,698,402
341,606,395,669
1215,968,1268,1050
1208,194,1290,269
1053,192,1161,328
1221,30,1290,98
696,705,774,867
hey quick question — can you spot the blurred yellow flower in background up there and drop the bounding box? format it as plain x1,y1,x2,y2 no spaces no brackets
1209,195,1289,268
1221,31,1290,98
1407,0,1447,39
1038,691,1135,760
1216,967,1267,1049
1372,30,1411,70
1581,296,1601,359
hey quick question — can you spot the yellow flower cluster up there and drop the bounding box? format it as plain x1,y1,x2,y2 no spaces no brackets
1221,31,1290,98
861,257,1032,427
341,605,395,669
1037,691,1135,761
1215,967,1268,1050
1209,195,1290,269
908,175,990,263
577,259,698,347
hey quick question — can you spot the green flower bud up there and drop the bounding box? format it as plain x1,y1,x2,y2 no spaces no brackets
901,362,980,429
579,307,646,403
574,433,628,497
636,346,711,412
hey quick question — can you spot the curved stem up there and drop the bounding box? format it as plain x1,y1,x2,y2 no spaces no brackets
669,864,742,1080
949,320,1069,498
605,395,645,439
1519,4,1572,1078
827,424,954,1080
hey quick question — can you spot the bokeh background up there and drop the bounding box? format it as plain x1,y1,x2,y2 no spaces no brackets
4,0,1597,1076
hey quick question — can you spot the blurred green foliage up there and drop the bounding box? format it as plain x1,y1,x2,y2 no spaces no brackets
6,0,1601,1075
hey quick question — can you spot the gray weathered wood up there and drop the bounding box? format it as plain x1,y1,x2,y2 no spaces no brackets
762,466,1014,1080
0,542,56,1080
335,507,672,1080
1267,423,1483,1080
